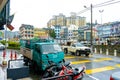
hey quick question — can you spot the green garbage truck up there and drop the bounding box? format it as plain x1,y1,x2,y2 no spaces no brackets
20,38,64,73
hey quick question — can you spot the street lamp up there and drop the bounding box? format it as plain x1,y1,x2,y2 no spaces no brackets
84,4,93,53
99,10,104,25
99,10,104,42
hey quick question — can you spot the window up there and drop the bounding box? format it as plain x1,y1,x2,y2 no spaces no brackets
41,44,62,54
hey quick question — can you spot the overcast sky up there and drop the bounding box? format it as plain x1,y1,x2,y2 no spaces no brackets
10,0,120,31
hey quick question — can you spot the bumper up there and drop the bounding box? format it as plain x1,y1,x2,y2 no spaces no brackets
79,49,91,54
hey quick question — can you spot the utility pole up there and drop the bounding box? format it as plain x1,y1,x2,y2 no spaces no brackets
99,9,104,43
90,4,93,53
84,4,93,53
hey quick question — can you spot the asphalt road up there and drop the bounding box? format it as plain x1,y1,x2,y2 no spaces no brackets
1,49,120,80
65,53,120,80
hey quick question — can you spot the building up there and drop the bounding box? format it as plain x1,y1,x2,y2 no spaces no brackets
51,25,61,39
78,25,98,45
34,28,48,39
96,23,113,41
111,22,120,40
47,13,66,27
47,13,86,28
94,22,120,44
19,24,34,39
66,13,86,27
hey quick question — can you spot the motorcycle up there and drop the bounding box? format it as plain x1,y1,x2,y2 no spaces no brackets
42,55,72,78
42,55,86,80
55,60,86,80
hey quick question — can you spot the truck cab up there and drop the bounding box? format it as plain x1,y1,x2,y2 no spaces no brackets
20,38,64,72
33,42,64,70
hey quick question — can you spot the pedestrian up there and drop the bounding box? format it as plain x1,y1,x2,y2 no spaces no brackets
0,57,7,80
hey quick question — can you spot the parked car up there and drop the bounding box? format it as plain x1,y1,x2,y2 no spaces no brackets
110,71,120,80
62,42,91,56
0,43,5,50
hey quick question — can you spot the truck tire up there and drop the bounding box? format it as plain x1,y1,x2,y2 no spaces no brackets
23,56,29,66
76,51,80,56
33,61,40,74
85,54,89,57
64,48,68,54
42,65,57,78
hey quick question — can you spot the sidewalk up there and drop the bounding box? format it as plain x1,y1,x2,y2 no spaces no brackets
7,77,33,80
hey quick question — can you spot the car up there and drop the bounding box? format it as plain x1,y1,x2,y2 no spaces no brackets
110,71,120,80
72,42,91,56
62,42,91,56
0,43,5,50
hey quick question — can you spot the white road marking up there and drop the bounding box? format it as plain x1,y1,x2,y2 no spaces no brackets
87,75,99,80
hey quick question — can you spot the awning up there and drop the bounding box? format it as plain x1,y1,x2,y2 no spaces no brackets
0,0,7,12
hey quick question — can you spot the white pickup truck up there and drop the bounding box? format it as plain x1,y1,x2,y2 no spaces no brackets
62,42,91,56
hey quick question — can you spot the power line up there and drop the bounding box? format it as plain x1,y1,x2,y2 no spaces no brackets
94,0,120,8
77,9,88,15
93,0,115,7
77,0,120,15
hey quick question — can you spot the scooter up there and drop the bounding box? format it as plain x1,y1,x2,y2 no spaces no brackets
42,57,86,80
42,55,72,78
56,60,86,80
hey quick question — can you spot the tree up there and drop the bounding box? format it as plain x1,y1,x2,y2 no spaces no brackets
49,29,56,39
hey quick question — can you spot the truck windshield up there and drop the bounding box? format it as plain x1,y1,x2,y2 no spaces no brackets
41,44,62,54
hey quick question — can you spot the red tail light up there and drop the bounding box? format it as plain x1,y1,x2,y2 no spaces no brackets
110,76,114,80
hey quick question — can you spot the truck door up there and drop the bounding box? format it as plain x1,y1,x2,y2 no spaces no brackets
33,44,41,67
71,44,76,52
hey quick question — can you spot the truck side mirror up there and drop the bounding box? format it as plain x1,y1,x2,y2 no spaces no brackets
46,55,49,58
63,59,65,63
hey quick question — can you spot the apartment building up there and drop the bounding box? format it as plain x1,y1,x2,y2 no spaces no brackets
19,24,34,39
66,13,86,27
47,13,86,28
47,13,66,27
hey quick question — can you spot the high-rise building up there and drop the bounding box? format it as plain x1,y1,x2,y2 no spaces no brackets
47,13,66,27
47,13,86,28
19,24,34,39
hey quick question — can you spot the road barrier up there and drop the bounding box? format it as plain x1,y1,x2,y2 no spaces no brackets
9,50,17,60
94,48,97,53
10,50,13,60
114,50,117,56
106,49,109,55
100,48,102,54
2,50,6,59
94,48,118,57
14,51,17,60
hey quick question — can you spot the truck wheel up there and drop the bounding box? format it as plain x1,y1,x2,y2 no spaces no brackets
64,48,68,54
33,61,40,74
23,56,29,66
76,51,79,56
85,54,89,57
